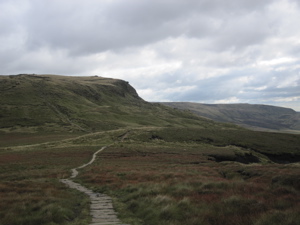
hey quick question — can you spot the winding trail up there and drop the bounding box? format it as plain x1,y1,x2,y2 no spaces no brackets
60,145,128,225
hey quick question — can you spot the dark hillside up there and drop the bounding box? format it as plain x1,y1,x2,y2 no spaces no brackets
160,102,300,133
0,74,222,133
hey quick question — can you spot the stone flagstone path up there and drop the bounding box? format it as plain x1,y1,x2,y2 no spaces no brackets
60,146,129,225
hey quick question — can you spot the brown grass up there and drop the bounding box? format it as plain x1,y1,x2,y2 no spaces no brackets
0,145,98,225
79,144,300,225
1,127,299,225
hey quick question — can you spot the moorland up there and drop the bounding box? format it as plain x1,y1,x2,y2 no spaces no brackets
0,74,299,225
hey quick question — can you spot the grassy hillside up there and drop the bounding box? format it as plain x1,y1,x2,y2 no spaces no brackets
0,74,223,133
160,102,300,133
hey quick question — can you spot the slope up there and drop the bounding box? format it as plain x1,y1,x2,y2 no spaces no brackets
160,102,300,133
0,74,225,133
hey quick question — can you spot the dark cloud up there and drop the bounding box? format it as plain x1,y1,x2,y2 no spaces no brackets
23,0,277,55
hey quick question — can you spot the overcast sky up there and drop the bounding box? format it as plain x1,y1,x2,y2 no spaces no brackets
1,0,300,111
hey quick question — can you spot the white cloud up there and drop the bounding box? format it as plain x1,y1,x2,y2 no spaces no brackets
253,86,268,91
258,57,298,67
214,97,241,104
274,96,300,102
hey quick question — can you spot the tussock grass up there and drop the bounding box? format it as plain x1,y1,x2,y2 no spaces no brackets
1,126,299,224
0,128,132,224
0,143,100,225
78,129,300,225
131,127,300,162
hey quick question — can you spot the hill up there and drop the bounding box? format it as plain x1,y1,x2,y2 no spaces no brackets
1,74,299,162
160,102,300,133
0,74,223,133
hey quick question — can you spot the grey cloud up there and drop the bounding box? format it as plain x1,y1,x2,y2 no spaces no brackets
23,0,277,56
155,64,299,105
213,16,272,51
0,0,22,35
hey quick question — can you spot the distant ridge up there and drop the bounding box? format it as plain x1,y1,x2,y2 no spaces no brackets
160,102,300,133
